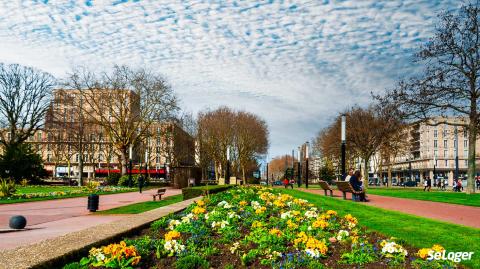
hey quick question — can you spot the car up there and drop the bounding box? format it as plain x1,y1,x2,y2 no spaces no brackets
274,180,282,185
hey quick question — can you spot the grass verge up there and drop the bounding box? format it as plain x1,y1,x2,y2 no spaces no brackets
95,194,183,214
279,188,480,268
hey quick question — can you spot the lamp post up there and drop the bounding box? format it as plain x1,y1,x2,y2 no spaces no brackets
341,114,346,180
455,126,459,183
226,146,230,184
266,161,269,185
128,145,133,188
305,141,310,189
145,150,149,180
297,147,301,187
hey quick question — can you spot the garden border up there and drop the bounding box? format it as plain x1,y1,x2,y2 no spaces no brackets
0,197,200,269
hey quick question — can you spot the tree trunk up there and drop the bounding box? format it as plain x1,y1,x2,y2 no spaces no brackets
242,166,246,184
387,161,392,187
120,150,127,175
467,119,477,194
363,156,369,190
78,152,83,186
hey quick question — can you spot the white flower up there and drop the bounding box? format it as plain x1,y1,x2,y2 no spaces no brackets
280,211,292,219
336,230,350,241
251,201,261,210
230,242,240,254
228,212,239,219
168,219,181,230
304,210,318,218
305,248,320,258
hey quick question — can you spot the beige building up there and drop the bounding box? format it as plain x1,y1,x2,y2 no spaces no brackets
26,89,194,179
384,120,480,186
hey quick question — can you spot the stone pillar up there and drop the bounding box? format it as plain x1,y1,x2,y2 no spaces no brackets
429,170,434,180
448,170,454,186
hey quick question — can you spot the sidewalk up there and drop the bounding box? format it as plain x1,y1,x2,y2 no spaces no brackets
0,188,181,249
300,188,480,229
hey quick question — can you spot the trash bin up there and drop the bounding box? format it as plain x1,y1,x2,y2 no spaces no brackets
87,194,99,212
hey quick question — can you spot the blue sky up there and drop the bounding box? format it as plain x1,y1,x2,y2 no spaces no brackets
0,0,460,159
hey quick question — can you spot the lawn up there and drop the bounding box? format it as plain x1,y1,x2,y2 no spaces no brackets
16,186,82,194
95,194,183,214
279,189,480,268
366,188,480,207
305,184,480,207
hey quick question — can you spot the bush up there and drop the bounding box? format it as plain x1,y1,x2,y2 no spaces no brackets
0,179,16,198
182,185,234,200
118,174,138,187
106,173,121,186
175,254,209,269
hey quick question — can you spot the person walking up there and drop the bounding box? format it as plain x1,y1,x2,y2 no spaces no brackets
138,175,144,193
423,177,428,191
426,177,431,192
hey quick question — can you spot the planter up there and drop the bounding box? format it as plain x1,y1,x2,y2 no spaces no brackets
87,194,99,212
9,215,27,229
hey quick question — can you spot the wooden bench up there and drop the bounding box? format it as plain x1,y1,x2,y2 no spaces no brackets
152,188,166,201
335,181,363,201
318,180,333,196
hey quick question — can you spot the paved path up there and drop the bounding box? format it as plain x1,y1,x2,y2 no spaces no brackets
300,188,480,229
0,188,181,249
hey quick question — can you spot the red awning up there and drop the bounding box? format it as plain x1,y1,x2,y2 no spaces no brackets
95,168,166,174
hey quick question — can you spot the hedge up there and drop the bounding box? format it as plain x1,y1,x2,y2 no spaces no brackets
182,185,234,200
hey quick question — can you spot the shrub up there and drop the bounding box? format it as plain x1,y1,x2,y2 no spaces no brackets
181,185,234,200
118,175,138,187
0,179,16,198
175,254,209,269
105,173,121,186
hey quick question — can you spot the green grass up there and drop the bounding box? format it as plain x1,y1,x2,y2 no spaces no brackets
95,194,183,214
366,188,480,207
16,186,82,194
305,184,480,207
279,189,480,268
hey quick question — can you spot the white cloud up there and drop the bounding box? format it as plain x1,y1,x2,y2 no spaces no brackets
0,0,461,158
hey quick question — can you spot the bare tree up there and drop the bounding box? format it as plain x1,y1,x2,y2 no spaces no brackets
65,66,178,176
376,3,480,193
234,111,269,181
0,63,55,149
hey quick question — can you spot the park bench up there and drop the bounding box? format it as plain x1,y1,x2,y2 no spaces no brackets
335,181,363,201
152,188,166,201
318,180,333,196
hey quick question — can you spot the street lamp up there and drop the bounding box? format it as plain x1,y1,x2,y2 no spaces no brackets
454,126,459,183
341,114,346,180
297,147,301,187
128,145,133,188
305,141,310,189
226,146,231,184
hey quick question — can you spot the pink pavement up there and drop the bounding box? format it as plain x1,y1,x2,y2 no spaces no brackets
0,188,181,250
300,188,480,229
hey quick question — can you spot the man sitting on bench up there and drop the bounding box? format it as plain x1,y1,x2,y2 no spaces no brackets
349,170,368,202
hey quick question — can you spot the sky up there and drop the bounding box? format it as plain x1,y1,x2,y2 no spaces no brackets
0,0,461,159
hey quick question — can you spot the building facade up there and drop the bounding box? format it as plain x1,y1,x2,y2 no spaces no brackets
26,89,194,179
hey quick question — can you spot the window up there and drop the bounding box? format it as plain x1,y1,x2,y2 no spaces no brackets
464,130,468,138
445,160,448,167
99,154,103,161
443,129,447,137
37,132,42,141
464,149,468,157
443,140,447,148
435,160,438,166
434,150,438,157
464,140,468,148
47,144,51,151
434,130,437,137
47,154,51,162
444,150,448,157
75,154,79,162
434,140,438,148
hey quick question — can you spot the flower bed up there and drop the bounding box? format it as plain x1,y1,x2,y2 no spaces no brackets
65,186,461,269
1,185,136,201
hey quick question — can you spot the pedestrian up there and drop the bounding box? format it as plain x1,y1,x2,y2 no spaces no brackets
426,177,431,192
289,179,295,189
283,178,289,188
452,180,457,192
476,177,480,190
457,179,463,192
423,178,428,191
138,175,144,193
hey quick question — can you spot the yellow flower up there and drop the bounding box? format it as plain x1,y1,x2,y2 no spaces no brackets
273,200,285,208
417,248,431,259
192,206,206,215
239,200,248,207
269,228,283,237
294,232,308,246
312,219,329,229
431,244,444,253
287,219,298,229
195,200,205,207
326,210,337,216
255,206,266,214
344,214,358,224
165,230,181,241
251,221,263,228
